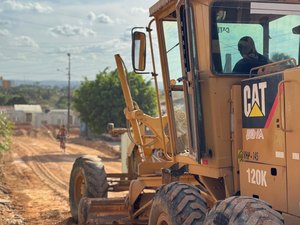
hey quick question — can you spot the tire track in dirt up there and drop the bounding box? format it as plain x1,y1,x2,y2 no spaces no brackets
5,136,123,224
14,136,122,193
14,141,69,200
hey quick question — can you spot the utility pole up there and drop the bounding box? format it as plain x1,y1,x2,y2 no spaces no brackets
67,53,71,133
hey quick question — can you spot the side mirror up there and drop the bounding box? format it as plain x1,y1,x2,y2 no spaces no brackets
132,31,146,72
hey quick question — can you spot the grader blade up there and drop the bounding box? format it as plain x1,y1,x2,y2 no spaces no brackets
78,197,132,225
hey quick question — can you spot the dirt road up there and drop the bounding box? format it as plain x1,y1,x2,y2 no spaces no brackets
1,135,122,225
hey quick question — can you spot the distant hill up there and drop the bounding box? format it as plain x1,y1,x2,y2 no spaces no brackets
11,80,81,88
10,79,164,90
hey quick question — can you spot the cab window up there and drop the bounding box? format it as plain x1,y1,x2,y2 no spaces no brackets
211,1,300,75
162,19,189,153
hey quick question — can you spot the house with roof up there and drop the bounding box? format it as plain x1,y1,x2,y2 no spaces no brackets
39,109,80,127
0,104,42,124
14,104,43,124
0,104,80,128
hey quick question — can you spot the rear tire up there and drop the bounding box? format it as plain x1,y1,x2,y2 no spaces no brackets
149,182,208,225
203,196,284,225
69,155,109,222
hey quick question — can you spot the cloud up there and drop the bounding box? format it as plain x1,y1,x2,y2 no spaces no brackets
97,14,113,24
56,44,104,55
0,19,12,27
120,28,132,42
82,39,129,54
0,52,9,60
50,24,96,37
0,29,10,37
131,7,148,14
14,53,28,61
14,36,39,48
54,38,129,56
88,11,96,23
1,0,53,13
115,18,127,25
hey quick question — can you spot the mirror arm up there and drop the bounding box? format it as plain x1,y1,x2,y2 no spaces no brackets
131,27,146,35
146,18,157,76
151,72,158,77
146,27,152,32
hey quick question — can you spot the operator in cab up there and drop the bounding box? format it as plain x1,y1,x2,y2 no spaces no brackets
233,36,270,74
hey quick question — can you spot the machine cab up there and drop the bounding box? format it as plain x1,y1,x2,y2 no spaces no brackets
133,0,300,167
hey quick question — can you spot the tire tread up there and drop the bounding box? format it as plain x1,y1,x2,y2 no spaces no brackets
69,155,108,222
204,196,284,225
149,182,208,225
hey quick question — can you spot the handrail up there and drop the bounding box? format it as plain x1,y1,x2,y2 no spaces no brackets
147,19,173,161
250,58,297,77
278,80,292,133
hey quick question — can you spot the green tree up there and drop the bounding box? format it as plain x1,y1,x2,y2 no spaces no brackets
0,114,13,152
55,96,68,109
271,53,291,62
73,69,156,134
0,93,6,105
6,95,28,105
0,84,73,109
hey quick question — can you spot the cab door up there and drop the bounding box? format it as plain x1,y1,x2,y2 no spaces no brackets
176,2,205,161
158,1,205,161
161,17,190,155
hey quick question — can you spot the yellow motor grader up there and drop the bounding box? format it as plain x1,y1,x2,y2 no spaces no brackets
68,0,300,224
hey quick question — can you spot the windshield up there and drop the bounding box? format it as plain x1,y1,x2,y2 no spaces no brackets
211,1,300,75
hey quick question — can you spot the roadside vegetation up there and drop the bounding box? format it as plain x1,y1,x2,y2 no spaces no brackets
0,114,13,152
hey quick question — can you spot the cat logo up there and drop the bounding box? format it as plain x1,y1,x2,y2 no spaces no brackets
242,73,282,129
243,81,267,117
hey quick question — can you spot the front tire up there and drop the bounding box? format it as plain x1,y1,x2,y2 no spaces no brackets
203,196,284,225
69,155,109,222
149,182,208,225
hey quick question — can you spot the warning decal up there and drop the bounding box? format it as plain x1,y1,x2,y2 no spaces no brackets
242,73,283,128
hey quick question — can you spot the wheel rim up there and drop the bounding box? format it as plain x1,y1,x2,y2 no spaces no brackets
157,213,171,225
74,169,86,205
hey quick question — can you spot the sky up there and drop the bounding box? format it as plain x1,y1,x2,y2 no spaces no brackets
0,0,157,81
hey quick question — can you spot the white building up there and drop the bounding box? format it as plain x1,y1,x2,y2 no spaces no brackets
45,109,80,127
0,104,42,124
0,105,80,128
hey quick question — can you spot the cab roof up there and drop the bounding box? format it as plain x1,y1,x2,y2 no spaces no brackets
149,0,300,16
149,0,175,16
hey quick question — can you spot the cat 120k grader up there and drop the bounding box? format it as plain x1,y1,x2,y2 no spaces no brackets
68,0,300,224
